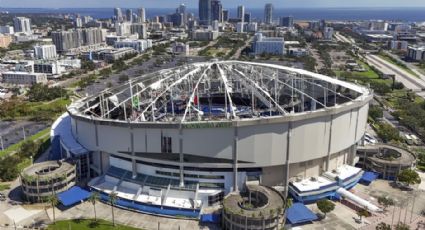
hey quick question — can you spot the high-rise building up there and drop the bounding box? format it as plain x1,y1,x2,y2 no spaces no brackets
280,16,294,28
75,17,83,28
323,27,334,41
138,8,146,23
114,8,123,22
116,22,132,36
51,28,104,52
222,9,229,22
13,17,32,34
33,44,57,60
168,12,184,27
211,0,223,22
130,23,147,39
199,0,211,25
264,4,273,24
244,13,251,23
126,9,133,22
237,5,245,21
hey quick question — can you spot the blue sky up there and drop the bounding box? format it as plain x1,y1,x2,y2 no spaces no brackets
1,0,425,8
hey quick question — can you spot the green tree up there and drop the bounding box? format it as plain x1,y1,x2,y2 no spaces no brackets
397,169,421,186
0,155,20,181
109,192,118,226
357,209,371,222
395,222,410,230
81,60,96,71
89,192,100,222
316,199,335,218
376,222,392,230
369,105,383,121
48,194,59,224
377,196,394,212
376,122,401,143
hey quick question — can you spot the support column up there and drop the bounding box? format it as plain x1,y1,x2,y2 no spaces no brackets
130,126,136,178
326,115,334,171
284,122,292,197
179,127,184,187
233,127,239,192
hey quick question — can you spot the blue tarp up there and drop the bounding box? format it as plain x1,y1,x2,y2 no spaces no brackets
360,171,379,185
286,203,318,224
58,186,91,206
200,214,220,223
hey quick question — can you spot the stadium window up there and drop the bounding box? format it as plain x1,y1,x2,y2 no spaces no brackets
161,136,172,153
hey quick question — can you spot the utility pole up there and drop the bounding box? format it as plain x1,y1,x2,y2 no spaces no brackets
22,127,26,140
0,136,4,151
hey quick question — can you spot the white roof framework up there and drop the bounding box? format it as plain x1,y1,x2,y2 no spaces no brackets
70,61,371,124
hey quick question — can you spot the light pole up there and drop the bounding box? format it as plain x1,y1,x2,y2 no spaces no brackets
0,136,3,151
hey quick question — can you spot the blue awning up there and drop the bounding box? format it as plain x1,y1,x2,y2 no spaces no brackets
360,171,379,185
286,203,318,224
57,186,91,206
200,214,221,223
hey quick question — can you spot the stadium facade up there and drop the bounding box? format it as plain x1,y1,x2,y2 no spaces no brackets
52,61,372,216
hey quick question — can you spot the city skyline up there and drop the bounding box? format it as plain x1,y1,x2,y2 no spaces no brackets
1,0,425,8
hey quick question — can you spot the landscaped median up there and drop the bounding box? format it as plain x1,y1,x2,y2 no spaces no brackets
48,219,140,230
0,127,50,158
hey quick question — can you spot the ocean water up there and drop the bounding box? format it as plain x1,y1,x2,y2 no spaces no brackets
1,7,425,22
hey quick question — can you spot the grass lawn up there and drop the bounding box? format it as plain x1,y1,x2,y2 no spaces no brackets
0,183,10,191
336,60,391,85
48,219,140,230
0,127,51,158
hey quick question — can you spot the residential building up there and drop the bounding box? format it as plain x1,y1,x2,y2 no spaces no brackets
130,23,147,39
264,4,273,25
280,16,294,28
212,20,219,31
114,39,152,53
51,28,104,52
407,46,425,61
13,17,31,34
33,44,57,60
252,33,285,55
114,8,124,22
138,8,146,23
236,22,244,33
75,17,83,28
0,26,14,34
0,34,12,48
199,0,212,25
126,9,133,22
2,71,47,85
116,22,132,36
323,27,334,40
246,23,258,33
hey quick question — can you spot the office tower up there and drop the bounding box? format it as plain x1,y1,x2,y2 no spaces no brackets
244,13,251,23
237,5,245,21
51,28,103,52
319,19,326,30
168,12,184,27
130,23,147,39
199,0,212,25
211,0,222,22
280,16,294,27
177,4,187,24
114,8,123,22
115,22,132,36
126,9,133,22
13,17,32,34
222,9,229,22
33,45,57,60
264,3,273,24
138,8,146,23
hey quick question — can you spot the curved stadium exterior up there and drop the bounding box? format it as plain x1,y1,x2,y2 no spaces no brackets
52,61,372,217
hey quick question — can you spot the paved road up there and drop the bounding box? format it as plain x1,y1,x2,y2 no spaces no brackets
366,54,425,95
230,35,253,59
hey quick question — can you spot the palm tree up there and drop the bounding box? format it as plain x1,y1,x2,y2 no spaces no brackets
47,194,59,224
109,192,118,227
88,192,100,222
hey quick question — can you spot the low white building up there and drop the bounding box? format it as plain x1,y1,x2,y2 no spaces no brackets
323,27,334,41
252,33,285,55
190,30,219,41
114,39,152,53
288,48,309,57
33,44,57,60
2,71,47,85
389,40,408,51
33,61,66,76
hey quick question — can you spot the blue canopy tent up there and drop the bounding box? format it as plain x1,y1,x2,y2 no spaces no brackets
360,171,379,185
200,214,221,223
57,186,91,206
286,203,318,225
